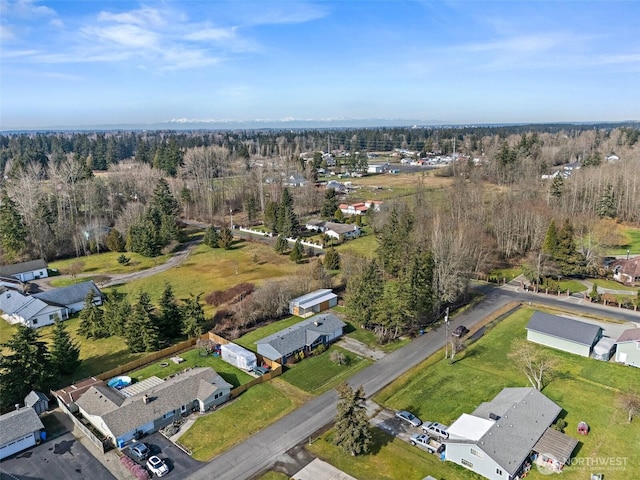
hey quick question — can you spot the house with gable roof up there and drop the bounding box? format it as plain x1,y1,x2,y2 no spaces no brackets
615,328,640,367
0,259,48,282
66,367,231,448
256,313,346,363
0,407,45,460
445,387,578,480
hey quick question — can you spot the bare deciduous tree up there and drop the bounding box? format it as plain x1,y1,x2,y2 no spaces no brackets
617,391,640,423
508,339,556,390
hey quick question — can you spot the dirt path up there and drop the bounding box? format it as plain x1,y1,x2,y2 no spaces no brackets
336,336,386,360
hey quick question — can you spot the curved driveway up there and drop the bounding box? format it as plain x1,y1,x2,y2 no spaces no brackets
185,285,640,480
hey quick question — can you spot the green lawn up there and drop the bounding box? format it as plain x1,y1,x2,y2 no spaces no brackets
335,233,378,257
179,379,309,461
489,266,523,280
606,227,640,255
128,348,253,388
591,279,638,292
344,321,410,353
255,472,290,480
279,346,372,394
558,279,588,293
49,251,171,275
372,307,640,480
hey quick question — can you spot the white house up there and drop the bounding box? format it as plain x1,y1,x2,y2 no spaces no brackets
324,222,360,241
445,388,577,480
338,203,368,216
0,259,48,282
0,407,44,460
33,280,103,314
525,311,602,357
615,328,640,367
367,164,386,174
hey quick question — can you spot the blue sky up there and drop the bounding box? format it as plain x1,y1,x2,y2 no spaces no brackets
1,0,639,129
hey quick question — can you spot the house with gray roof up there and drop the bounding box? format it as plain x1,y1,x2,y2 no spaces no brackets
445,388,578,480
0,280,102,328
256,313,346,363
525,311,602,357
614,328,640,367
324,222,360,241
25,390,49,415
0,259,48,282
73,367,231,448
0,407,45,460
289,289,338,317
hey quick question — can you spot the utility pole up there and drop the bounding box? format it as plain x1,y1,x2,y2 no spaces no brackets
444,307,449,359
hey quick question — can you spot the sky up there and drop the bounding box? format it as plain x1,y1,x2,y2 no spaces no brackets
1,0,639,130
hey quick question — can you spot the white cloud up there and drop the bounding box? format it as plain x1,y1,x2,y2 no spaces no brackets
0,24,16,41
82,23,160,49
97,7,166,28
184,27,237,42
1,0,55,18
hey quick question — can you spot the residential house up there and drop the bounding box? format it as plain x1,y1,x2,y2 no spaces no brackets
256,313,346,363
287,173,307,187
289,289,338,317
305,219,326,232
612,257,640,286
25,390,49,415
33,280,103,314
0,259,48,282
325,180,346,192
0,289,67,328
525,311,603,357
324,222,360,241
364,200,383,211
66,367,231,448
445,388,578,480
367,164,386,174
339,202,368,216
1,280,104,328
614,328,640,367
0,407,45,460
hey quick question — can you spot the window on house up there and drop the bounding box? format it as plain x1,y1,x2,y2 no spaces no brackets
496,468,503,475
180,405,187,413
163,411,174,419
49,314,55,320
470,448,483,459
461,458,473,468
32,319,38,325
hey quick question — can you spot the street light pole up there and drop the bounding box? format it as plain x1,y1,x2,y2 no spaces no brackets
627,249,630,260
229,208,233,229
444,307,449,360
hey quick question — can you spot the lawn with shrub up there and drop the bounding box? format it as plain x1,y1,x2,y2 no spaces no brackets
279,346,372,394
179,379,309,461
128,348,253,387
590,279,638,291
343,321,411,353
606,227,640,255
49,251,171,275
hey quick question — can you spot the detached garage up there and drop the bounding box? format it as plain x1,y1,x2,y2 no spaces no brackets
0,407,44,460
526,311,603,357
289,289,338,317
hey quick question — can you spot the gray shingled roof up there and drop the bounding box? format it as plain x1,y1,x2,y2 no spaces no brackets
526,311,602,346
76,367,231,438
0,259,47,278
256,313,346,360
616,328,640,343
34,280,102,307
472,388,561,476
25,390,48,407
0,407,44,446
324,222,358,235
0,290,50,318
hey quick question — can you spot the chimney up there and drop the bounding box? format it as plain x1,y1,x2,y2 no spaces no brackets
489,412,500,420
314,321,319,327
143,394,149,404
15,403,20,410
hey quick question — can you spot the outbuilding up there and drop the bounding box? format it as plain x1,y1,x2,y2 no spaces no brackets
0,407,45,460
592,337,616,361
526,311,603,357
25,390,49,415
289,289,338,317
614,328,640,367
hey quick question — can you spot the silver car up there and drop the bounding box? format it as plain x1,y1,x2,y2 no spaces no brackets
395,410,422,427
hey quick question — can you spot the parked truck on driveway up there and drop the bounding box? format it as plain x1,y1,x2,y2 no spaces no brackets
409,434,444,454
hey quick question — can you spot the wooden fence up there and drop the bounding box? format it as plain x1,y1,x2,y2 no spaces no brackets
97,338,198,380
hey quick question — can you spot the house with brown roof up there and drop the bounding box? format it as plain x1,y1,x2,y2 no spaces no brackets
612,257,640,285
615,328,640,367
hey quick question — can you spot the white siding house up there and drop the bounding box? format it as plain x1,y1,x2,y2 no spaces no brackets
615,328,640,367
0,259,48,282
525,311,602,357
0,408,44,461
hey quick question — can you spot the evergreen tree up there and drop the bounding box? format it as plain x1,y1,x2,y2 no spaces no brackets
274,234,289,254
103,289,131,337
372,280,413,342
151,178,180,216
126,293,159,352
401,249,435,325
321,188,339,219
78,289,108,338
218,227,234,249
542,220,558,257
203,225,221,248
0,192,27,261
0,325,53,409
31,197,56,259
246,195,257,223
334,208,345,223
264,201,279,233
324,247,341,270
333,382,371,456
106,228,126,252
345,259,384,328
127,219,161,257
49,316,81,376
597,184,616,218
377,205,413,277
550,174,564,198
181,293,206,338
158,283,183,338
289,238,304,263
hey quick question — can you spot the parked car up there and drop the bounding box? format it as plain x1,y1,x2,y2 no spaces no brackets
146,455,169,477
129,441,150,461
395,410,422,427
422,421,449,440
452,325,469,338
409,434,445,454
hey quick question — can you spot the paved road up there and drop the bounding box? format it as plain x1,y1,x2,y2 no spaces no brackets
186,283,640,480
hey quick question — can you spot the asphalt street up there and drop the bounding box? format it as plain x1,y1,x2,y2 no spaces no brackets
186,284,640,480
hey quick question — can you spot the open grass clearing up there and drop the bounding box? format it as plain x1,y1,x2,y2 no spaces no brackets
591,278,638,292
49,251,171,275
255,472,290,480
558,279,588,293
488,266,523,281
373,307,640,479
128,348,253,388
343,321,410,353
335,233,377,257
279,346,372,394
606,227,640,255
351,171,453,189
179,378,309,461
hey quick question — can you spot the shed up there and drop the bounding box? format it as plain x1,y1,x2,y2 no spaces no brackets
220,343,257,371
592,337,616,361
25,390,49,415
526,311,603,357
0,407,44,460
289,289,338,317
614,328,640,367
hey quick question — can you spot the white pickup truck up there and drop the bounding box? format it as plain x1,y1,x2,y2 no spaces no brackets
409,434,444,454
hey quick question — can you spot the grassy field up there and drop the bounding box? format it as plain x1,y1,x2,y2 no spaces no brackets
49,251,171,275
335,233,377,257
558,279,588,293
488,266,523,280
343,321,411,353
607,227,640,255
179,378,311,461
372,307,640,480
128,348,254,387
255,472,290,480
591,279,638,292
279,346,372,394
